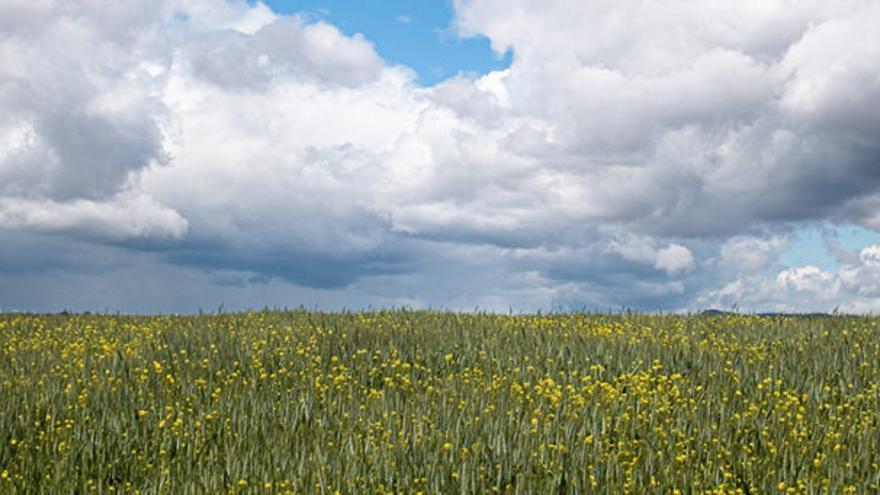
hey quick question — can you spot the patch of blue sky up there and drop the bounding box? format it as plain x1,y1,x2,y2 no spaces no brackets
256,0,512,86
779,223,880,270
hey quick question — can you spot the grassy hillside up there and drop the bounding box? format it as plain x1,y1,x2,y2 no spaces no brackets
1,311,878,493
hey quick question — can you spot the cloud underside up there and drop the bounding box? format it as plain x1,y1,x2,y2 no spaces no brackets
1,0,880,312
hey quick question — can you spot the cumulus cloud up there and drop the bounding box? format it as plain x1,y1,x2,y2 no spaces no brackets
452,0,880,237
840,247,880,299
719,235,789,274
2,0,880,311
0,0,175,242
182,17,384,89
0,192,187,241
655,245,695,275
605,234,695,275
776,266,838,295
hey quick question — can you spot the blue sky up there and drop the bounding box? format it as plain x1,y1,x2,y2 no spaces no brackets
781,225,880,271
2,0,880,314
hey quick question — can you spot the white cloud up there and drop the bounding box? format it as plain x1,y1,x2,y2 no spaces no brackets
182,17,384,89
452,0,880,237
719,235,788,273
655,244,695,275
839,246,880,298
605,235,694,275
776,266,837,294
605,234,658,265
0,192,188,241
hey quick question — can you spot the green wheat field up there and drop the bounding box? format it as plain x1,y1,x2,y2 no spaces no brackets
1,311,878,494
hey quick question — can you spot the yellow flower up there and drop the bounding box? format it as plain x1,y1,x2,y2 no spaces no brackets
238,479,248,487
442,442,453,451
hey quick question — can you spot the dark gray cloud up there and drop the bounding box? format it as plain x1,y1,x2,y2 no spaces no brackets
163,244,410,289
0,231,132,275
38,111,163,200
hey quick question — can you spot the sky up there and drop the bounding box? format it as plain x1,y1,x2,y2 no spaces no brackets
1,0,880,314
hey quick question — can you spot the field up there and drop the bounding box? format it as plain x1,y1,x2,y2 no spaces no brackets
0,311,878,494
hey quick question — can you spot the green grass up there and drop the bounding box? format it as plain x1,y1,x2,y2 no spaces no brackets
0,311,878,494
